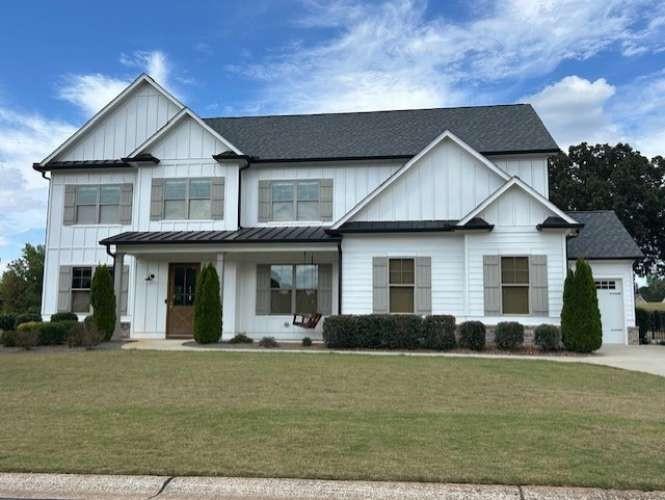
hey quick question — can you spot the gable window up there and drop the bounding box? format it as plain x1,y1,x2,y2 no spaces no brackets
162,178,212,220
389,258,414,313
269,264,318,314
75,185,122,224
501,257,529,314
71,267,92,313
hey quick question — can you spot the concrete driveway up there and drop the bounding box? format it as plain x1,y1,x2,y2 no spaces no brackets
577,344,665,377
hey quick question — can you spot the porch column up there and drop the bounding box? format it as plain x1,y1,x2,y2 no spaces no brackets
222,259,238,338
112,252,124,338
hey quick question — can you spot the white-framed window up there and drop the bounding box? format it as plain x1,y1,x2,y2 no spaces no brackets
270,181,321,221
163,178,212,220
71,266,92,313
389,258,415,313
75,185,122,224
501,256,529,314
595,280,616,290
269,264,318,314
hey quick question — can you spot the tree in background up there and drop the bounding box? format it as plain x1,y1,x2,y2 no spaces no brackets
90,265,116,341
0,244,44,314
549,143,665,276
639,275,665,302
193,264,222,344
562,260,603,353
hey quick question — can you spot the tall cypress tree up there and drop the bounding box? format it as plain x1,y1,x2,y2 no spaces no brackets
574,260,603,352
91,265,116,341
560,267,576,350
193,264,222,344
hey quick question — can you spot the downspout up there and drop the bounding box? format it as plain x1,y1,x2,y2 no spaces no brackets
337,241,342,314
237,159,251,229
39,169,51,320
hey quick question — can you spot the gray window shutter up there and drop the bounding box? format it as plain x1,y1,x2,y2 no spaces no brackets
318,264,333,315
319,179,333,221
150,178,164,221
372,257,389,313
211,177,225,220
529,255,549,315
258,180,271,222
119,184,133,225
57,266,73,312
63,185,77,225
120,265,130,315
483,255,501,315
256,264,271,315
415,256,432,315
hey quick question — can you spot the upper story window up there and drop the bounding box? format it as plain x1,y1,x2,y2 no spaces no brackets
501,256,529,314
151,177,224,221
65,184,130,225
259,179,333,223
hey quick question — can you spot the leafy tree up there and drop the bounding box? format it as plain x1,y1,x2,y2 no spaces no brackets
549,143,665,276
193,264,222,344
90,265,116,341
0,244,45,314
561,260,602,353
639,275,665,302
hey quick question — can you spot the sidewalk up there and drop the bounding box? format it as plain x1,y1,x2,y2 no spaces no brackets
2,473,665,500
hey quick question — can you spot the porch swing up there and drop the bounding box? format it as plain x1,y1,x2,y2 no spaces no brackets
292,251,322,329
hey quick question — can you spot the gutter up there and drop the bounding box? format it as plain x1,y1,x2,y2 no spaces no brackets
212,154,252,229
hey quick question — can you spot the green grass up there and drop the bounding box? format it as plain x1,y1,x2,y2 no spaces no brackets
637,302,665,311
1,350,665,490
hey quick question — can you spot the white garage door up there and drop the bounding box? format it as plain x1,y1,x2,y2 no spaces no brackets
595,279,625,344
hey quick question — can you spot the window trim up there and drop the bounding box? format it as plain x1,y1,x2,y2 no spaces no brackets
268,180,322,222
161,178,214,221
388,257,415,314
70,266,93,314
268,263,319,315
75,184,122,225
500,256,530,315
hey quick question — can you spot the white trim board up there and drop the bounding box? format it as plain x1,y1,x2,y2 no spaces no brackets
330,130,511,230
42,74,185,164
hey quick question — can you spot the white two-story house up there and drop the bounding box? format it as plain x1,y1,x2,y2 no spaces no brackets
34,74,642,344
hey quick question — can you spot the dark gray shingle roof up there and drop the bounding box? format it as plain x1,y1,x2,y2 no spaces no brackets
203,104,559,161
566,211,642,260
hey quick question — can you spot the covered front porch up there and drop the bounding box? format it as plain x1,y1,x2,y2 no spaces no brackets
101,228,341,341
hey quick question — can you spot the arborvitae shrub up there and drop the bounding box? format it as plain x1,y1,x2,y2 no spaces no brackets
193,264,222,344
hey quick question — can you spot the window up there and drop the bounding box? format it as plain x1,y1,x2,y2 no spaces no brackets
389,258,414,313
163,179,212,220
71,267,92,313
75,185,122,224
595,280,616,290
270,181,321,221
501,257,529,314
269,264,318,314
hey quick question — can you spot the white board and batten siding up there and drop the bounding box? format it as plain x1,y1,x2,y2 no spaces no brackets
241,161,402,226
57,81,181,162
488,155,549,198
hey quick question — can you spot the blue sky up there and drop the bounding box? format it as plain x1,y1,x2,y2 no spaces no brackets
1,0,665,269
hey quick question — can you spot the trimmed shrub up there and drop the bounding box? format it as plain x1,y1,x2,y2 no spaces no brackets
535,324,561,351
422,315,456,350
495,322,524,350
227,333,254,344
302,336,313,347
562,260,602,353
0,313,16,331
67,321,102,349
258,336,278,348
50,312,79,323
16,330,39,350
458,321,486,351
38,321,77,345
384,315,423,349
91,265,116,341
1,330,18,347
322,315,357,348
17,321,42,333
322,315,427,350
193,264,222,344
15,313,41,326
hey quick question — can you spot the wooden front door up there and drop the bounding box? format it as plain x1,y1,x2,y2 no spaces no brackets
166,263,200,338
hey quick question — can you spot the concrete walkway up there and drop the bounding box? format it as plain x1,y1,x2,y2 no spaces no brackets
123,340,665,377
2,473,665,500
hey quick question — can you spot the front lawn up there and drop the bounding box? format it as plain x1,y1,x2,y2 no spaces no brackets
1,350,664,490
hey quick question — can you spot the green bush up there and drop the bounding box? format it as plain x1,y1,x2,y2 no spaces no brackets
258,336,278,348
67,321,102,349
227,333,253,344
0,313,16,331
562,260,602,353
17,321,41,333
422,315,456,350
1,330,18,347
322,315,356,348
635,308,665,344
38,321,77,345
495,322,524,350
322,314,427,350
384,315,423,349
16,330,39,350
193,264,222,344
458,321,486,351
91,265,116,341
302,336,312,347
15,313,41,326
50,312,79,323
535,324,561,351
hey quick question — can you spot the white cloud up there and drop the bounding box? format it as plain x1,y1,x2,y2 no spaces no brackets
229,0,665,114
120,50,171,87
524,76,620,149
